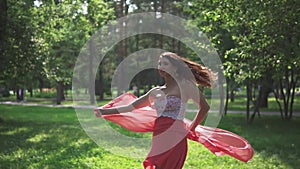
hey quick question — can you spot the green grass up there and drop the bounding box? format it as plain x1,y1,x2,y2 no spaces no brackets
0,105,300,168
0,105,142,169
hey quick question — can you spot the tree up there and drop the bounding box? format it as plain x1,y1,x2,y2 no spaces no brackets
0,0,8,74
0,0,44,101
33,0,114,104
266,0,300,120
183,0,300,122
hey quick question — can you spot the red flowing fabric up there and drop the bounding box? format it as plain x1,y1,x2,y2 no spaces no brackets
101,93,254,164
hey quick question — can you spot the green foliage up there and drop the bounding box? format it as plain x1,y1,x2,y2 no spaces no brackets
183,0,300,119
32,0,115,85
0,0,42,89
33,91,57,99
0,0,115,99
183,0,300,83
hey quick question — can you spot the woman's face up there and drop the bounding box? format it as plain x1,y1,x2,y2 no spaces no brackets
158,56,177,77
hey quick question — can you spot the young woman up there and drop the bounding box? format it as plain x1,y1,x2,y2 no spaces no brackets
94,52,254,169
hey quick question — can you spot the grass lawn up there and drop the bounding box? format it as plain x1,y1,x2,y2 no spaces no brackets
0,104,300,169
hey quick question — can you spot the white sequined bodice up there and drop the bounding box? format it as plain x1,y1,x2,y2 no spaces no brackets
153,95,186,120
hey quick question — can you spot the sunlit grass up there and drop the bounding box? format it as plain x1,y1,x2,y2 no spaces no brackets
0,105,142,169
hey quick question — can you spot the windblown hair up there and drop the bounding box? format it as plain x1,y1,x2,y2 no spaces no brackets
161,52,217,88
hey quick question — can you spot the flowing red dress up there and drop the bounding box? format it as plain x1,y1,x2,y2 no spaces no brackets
100,93,254,169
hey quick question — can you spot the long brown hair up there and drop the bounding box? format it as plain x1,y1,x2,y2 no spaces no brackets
160,52,217,88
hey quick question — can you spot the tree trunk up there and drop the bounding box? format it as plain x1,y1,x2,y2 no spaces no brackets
288,71,298,120
38,78,44,93
136,34,139,51
0,0,7,36
246,83,252,123
0,0,7,72
16,88,24,101
259,86,270,108
159,0,165,49
0,0,7,21
273,88,284,120
279,78,289,120
224,82,229,115
117,0,124,96
88,38,95,104
153,0,158,48
250,85,263,123
124,0,128,57
230,89,235,102
98,67,104,100
29,88,33,97
177,41,181,55
56,82,64,105
218,69,225,115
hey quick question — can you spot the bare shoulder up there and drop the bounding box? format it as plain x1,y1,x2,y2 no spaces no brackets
180,80,200,99
147,86,163,93
182,80,195,88
181,80,197,91
144,86,164,98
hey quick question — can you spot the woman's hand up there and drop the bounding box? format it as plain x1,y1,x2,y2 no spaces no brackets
94,108,103,117
94,107,120,116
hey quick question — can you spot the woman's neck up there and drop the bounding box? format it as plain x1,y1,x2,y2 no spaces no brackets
164,75,177,88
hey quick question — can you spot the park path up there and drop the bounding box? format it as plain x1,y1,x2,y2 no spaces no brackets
1,101,300,117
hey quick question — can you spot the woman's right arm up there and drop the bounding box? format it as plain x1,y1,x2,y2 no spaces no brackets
94,87,157,116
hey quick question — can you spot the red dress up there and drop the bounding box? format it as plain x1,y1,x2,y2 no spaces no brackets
143,116,188,169
101,93,254,168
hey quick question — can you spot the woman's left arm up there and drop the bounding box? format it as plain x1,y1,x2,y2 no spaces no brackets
189,91,210,131
185,81,210,131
